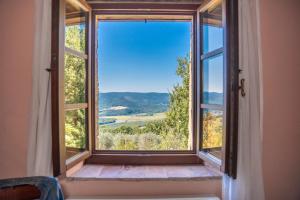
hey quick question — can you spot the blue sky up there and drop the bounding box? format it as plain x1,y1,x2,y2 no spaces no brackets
97,21,223,93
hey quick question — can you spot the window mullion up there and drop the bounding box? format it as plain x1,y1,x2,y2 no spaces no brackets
200,104,224,110
64,103,88,111
65,47,88,59
200,47,224,60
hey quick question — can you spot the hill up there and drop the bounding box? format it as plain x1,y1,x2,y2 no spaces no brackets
99,92,169,116
99,92,223,116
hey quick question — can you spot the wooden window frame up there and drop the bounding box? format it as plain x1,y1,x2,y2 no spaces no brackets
51,0,92,176
197,1,225,169
64,3,92,169
87,10,203,165
64,12,91,169
197,0,239,178
51,0,238,178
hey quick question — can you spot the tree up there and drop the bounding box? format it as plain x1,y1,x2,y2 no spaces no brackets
163,56,191,149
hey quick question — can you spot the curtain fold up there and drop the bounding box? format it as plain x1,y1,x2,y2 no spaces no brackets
27,0,53,176
223,0,265,199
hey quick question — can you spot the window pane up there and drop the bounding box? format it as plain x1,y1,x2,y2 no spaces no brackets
203,54,224,105
96,21,192,151
65,109,87,159
202,109,223,159
202,1,223,54
65,1,87,52
64,53,86,104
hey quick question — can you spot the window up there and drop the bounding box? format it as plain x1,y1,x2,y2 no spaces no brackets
199,1,224,162
95,17,194,152
64,1,90,162
51,0,239,178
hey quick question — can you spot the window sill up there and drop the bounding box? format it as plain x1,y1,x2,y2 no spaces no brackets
66,164,222,181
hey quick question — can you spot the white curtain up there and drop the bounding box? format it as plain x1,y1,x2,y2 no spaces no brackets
223,0,265,199
27,0,53,176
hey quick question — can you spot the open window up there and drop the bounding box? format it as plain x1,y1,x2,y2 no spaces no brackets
93,14,196,153
198,0,225,166
51,0,238,178
51,0,92,175
198,0,239,177
64,0,90,162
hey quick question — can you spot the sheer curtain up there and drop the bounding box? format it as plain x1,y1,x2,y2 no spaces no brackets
223,0,265,199
27,0,53,176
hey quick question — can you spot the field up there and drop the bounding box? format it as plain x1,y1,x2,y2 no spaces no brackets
99,112,166,127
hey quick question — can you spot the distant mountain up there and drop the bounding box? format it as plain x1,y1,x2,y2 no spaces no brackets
203,92,224,105
99,92,223,116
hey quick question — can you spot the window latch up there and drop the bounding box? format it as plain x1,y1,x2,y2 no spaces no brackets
46,68,53,72
239,78,246,97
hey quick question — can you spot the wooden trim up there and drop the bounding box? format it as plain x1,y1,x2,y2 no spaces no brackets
64,103,88,111
51,0,67,177
198,152,221,169
51,0,61,177
220,0,227,174
198,0,221,12
65,47,88,59
200,47,223,60
66,150,90,170
97,14,193,21
87,9,93,155
66,146,86,151
66,0,91,12
94,10,196,16
93,150,195,154
86,154,203,165
91,11,98,158
191,13,199,154
58,0,67,175
195,5,201,154
224,0,239,179
198,7,204,151
90,3,201,11
87,0,203,4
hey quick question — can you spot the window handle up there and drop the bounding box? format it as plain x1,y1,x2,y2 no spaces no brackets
46,68,53,72
239,78,246,97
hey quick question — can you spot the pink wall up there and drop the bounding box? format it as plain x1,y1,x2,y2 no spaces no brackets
1,0,300,199
0,0,34,178
260,0,300,199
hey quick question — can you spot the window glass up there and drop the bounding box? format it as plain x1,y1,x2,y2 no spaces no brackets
202,109,223,159
203,54,224,105
65,22,86,52
65,109,87,150
64,54,86,104
202,2,223,54
65,0,87,52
